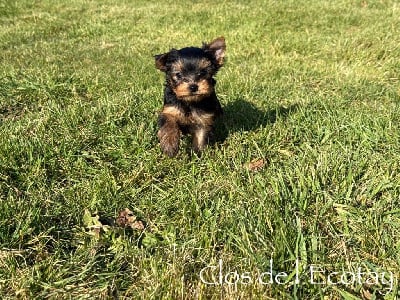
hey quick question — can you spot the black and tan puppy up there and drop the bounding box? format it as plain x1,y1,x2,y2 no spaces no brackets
155,37,226,157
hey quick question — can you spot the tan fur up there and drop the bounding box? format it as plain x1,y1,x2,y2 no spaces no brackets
162,105,184,119
192,127,208,152
197,58,212,70
161,105,215,127
159,105,216,156
173,79,213,102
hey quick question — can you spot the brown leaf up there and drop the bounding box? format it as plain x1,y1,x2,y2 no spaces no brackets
245,158,267,172
116,208,136,227
132,220,145,230
361,288,372,300
116,208,145,230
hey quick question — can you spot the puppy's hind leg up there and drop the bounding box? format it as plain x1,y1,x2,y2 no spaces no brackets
192,126,212,155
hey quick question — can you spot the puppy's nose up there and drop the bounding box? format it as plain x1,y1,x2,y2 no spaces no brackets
189,84,198,93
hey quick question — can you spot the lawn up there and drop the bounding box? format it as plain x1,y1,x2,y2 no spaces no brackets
1,0,399,299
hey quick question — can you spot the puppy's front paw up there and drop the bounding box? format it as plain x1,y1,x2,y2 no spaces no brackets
158,128,180,157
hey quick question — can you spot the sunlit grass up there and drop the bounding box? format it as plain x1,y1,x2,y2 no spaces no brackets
1,0,399,298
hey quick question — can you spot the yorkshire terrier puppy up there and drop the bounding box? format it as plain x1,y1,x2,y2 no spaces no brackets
155,37,226,157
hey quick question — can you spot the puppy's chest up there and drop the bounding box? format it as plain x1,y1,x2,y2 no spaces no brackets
163,105,215,127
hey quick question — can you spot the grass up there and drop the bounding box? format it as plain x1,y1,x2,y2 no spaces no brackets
1,0,400,298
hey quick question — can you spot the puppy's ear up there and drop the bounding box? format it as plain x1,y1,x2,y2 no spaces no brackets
203,36,226,67
155,52,169,71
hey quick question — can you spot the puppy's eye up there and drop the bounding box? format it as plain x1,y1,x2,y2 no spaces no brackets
174,72,182,80
198,69,207,77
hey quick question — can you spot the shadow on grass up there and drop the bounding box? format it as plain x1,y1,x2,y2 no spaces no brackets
215,98,300,142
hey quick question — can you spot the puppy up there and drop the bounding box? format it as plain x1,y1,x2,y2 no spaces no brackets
155,37,226,157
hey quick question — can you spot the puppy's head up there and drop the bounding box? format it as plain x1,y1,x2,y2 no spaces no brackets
155,37,225,102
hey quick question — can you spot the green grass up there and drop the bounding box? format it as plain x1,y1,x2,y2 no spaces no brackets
1,0,400,298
